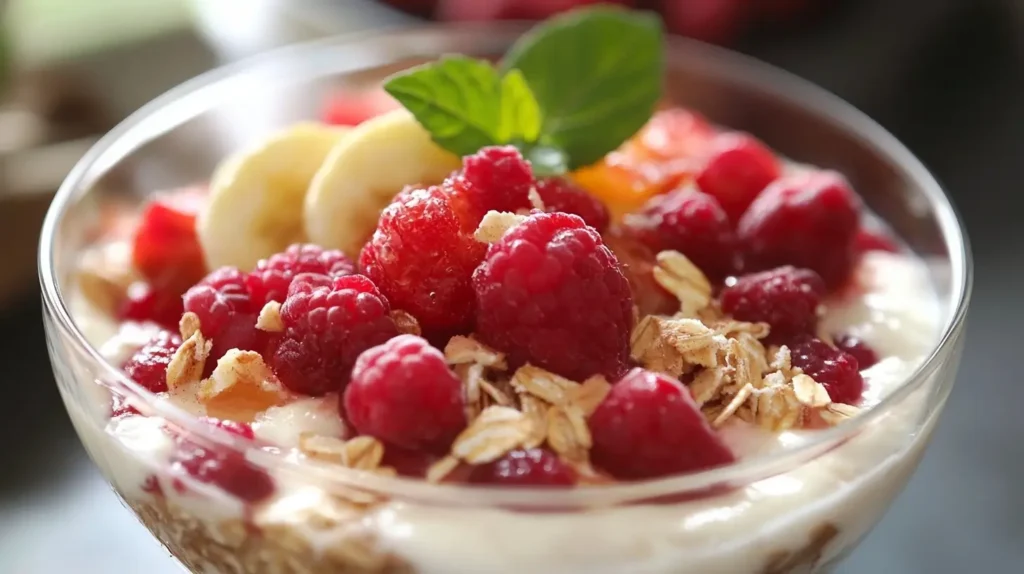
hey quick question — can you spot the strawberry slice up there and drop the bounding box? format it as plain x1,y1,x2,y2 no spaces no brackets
132,187,208,295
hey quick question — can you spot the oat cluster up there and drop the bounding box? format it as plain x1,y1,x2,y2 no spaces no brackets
635,250,861,432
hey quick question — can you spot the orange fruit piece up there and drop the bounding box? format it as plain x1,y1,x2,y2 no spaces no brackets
572,108,716,220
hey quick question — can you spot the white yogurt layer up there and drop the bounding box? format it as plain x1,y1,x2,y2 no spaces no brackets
68,250,945,574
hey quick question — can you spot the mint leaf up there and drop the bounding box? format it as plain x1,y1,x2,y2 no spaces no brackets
502,7,664,169
383,56,542,157
498,69,542,144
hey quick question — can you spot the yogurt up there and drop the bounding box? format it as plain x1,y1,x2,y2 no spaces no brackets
67,250,945,573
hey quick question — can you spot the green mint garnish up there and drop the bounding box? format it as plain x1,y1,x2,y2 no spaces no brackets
383,56,541,158
383,6,664,173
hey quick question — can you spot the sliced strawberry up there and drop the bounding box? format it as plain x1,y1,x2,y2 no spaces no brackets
132,187,208,295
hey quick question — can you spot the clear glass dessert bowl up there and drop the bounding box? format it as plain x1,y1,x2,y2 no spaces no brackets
40,24,971,574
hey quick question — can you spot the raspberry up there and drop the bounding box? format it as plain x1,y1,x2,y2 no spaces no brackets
111,394,140,418
170,435,274,502
271,274,398,396
200,417,256,440
360,186,486,337
535,177,610,232
131,187,208,295
719,266,825,341
834,334,879,369
118,282,184,330
473,212,634,381
603,227,680,318
854,228,899,254
468,448,576,487
738,170,861,288
121,330,182,393
696,132,781,222
381,445,437,478
247,243,355,307
449,145,535,220
343,335,465,452
789,336,864,405
624,188,740,280
589,368,735,480
183,267,264,366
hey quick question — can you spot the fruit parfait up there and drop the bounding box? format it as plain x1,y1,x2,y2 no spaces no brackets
46,7,967,574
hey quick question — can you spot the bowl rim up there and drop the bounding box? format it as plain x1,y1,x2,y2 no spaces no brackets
38,22,973,508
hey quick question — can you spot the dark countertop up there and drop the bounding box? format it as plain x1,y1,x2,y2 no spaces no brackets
2,1,1023,571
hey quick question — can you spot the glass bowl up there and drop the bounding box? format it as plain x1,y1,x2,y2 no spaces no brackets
40,23,971,574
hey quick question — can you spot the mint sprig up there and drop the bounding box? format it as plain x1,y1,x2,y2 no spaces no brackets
383,6,664,174
383,56,541,158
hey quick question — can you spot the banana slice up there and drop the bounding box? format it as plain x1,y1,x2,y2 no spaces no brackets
304,109,461,258
198,123,349,271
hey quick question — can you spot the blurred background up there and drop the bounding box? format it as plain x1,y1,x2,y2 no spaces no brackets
1,0,1022,572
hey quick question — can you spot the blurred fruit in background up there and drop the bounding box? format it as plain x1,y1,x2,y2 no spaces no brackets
380,0,826,45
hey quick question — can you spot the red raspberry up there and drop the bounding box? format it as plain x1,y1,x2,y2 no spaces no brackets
473,212,634,381
271,274,398,396
360,186,486,337
603,227,680,318
696,132,781,222
247,243,355,307
118,282,184,330
834,334,880,369
200,417,256,440
449,145,535,220
381,445,437,478
589,368,735,480
854,227,899,254
738,170,861,288
720,266,825,342
131,187,208,295
624,189,740,280
111,394,140,418
170,436,274,502
121,331,182,393
534,177,610,232
183,267,264,366
468,448,576,487
789,336,864,405
662,0,749,44
321,88,399,126
344,335,465,452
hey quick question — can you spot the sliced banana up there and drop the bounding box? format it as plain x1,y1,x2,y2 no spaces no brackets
198,123,349,271
304,109,461,258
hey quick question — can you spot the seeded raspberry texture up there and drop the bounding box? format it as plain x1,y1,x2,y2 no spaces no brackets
468,448,576,487
170,435,274,502
738,170,861,288
360,186,486,338
247,243,355,307
589,368,736,480
118,281,184,330
121,330,182,393
789,336,864,405
183,266,265,367
834,334,880,370
448,145,535,220
344,335,465,452
473,212,634,381
696,132,781,222
534,177,611,232
271,274,398,396
624,188,740,280
720,266,825,342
